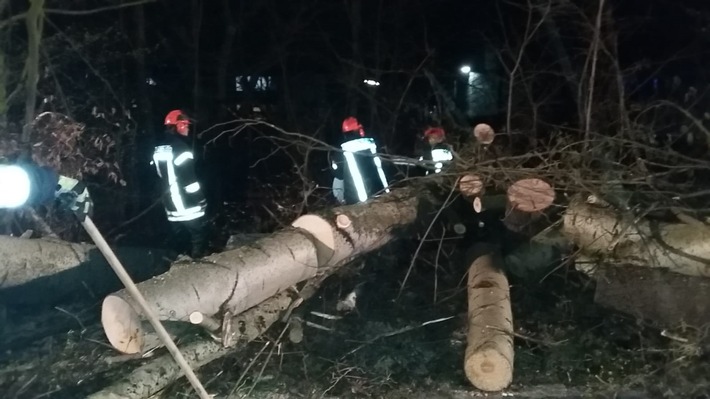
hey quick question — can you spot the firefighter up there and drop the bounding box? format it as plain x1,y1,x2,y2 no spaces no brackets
331,117,390,204
152,109,208,258
0,161,93,220
419,127,454,175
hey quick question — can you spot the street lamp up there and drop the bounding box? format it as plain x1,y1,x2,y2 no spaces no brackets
460,65,471,74
363,79,380,86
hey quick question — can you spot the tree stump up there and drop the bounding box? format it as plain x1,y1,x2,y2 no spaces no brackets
464,244,514,392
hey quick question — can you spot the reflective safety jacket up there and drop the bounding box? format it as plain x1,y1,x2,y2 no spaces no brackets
152,134,206,222
419,143,453,174
331,137,390,204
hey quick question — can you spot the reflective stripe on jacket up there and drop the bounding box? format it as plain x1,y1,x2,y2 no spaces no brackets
152,134,206,222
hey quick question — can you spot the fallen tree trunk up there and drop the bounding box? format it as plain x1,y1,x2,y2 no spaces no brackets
464,244,514,392
102,188,427,353
562,199,710,277
0,235,172,305
89,292,293,399
90,275,329,398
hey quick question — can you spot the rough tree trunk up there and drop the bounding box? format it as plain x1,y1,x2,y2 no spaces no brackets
0,236,172,305
102,188,430,354
22,0,44,141
464,244,514,392
88,291,295,399
562,198,710,277
91,265,330,398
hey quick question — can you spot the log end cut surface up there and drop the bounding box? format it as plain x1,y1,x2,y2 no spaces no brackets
465,345,513,392
473,123,495,145
102,295,143,354
292,214,336,265
459,174,484,199
507,178,555,213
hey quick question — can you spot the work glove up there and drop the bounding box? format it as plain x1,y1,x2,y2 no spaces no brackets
56,175,93,221
332,177,345,204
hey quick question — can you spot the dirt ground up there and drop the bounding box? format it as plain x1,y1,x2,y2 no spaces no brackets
1,233,709,399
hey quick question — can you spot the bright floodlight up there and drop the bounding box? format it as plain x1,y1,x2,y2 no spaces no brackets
0,165,31,208
460,65,471,74
363,79,380,86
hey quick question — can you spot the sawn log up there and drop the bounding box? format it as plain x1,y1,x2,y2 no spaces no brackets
562,199,710,277
0,235,172,305
464,244,514,392
102,187,430,354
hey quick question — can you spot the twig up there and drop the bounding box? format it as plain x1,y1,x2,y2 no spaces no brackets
583,0,606,149
105,198,162,237
341,316,455,358
397,181,458,299
54,306,86,331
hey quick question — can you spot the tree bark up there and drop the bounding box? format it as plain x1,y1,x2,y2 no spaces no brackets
102,188,429,353
562,199,710,278
464,244,514,392
22,0,44,141
90,276,327,398
0,236,172,305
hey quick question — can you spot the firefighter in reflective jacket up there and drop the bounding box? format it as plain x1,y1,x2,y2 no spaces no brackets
419,127,453,175
152,110,208,258
0,161,93,220
331,117,390,204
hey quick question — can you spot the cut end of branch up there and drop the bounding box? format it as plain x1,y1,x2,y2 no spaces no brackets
464,347,513,392
507,178,555,213
292,214,335,265
474,123,496,145
336,214,352,229
459,174,484,198
189,311,221,332
473,197,482,213
101,295,143,354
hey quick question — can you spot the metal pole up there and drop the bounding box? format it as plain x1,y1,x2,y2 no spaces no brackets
80,216,212,399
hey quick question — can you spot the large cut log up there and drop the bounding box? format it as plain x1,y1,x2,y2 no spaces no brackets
562,199,710,277
0,235,172,305
102,188,428,353
464,244,514,392
90,275,329,398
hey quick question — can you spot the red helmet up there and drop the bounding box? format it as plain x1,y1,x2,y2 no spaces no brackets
424,127,445,139
342,117,364,137
164,109,191,136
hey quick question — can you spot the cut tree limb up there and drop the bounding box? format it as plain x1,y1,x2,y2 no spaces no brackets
0,235,171,305
562,199,710,277
102,229,319,354
504,178,555,235
458,174,484,199
101,188,428,353
473,123,495,145
90,279,324,399
464,244,514,392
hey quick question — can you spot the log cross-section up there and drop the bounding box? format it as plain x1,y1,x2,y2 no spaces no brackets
464,244,514,392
